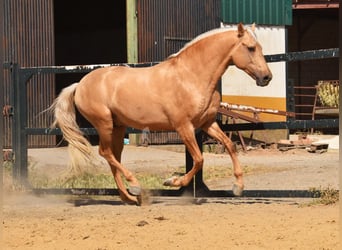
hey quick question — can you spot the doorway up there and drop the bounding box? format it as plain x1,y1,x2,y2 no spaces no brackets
54,0,127,144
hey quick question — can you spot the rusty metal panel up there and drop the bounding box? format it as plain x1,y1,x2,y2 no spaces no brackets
137,0,221,62
3,0,55,148
148,131,182,145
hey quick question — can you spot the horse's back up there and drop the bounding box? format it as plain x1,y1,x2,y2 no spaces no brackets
75,66,143,104
74,65,175,130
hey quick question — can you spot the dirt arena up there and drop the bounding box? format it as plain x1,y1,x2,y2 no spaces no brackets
3,143,340,249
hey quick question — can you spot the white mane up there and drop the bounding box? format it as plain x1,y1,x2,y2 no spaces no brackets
168,25,257,58
168,27,234,58
247,28,257,41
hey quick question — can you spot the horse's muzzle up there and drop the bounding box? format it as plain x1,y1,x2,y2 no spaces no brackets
256,73,272,87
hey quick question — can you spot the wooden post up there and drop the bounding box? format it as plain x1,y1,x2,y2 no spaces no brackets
126,0,138,63
0,0,4,240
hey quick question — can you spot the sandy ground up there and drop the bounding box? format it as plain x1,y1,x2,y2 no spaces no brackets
2,144,340,249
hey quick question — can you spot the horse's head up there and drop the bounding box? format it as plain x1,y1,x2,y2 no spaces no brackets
231,23,272,87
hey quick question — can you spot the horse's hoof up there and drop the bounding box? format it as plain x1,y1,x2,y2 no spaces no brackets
128,185,142,196
136,189,151,206
121,195,139,206
136,195,142,206
232,183,244,196
163,176,177,186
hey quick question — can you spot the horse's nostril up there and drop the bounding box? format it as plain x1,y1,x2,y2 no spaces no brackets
257,74,272,86
263,75,272,83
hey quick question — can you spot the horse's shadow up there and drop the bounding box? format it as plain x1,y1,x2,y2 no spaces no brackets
67,198,124,207
193,197,299,205
67,196,299,207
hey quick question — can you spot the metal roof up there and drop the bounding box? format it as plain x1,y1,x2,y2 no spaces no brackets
221,0,293,25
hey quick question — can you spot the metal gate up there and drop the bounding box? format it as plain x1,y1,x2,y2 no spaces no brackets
4,48,339,198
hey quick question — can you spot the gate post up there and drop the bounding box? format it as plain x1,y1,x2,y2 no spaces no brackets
11,64,28,184
185,130,207,196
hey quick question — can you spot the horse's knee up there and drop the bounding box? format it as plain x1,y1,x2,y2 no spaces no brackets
194,155,204,170
199,156,204,166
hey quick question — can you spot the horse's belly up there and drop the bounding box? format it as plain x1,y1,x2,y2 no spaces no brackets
112,105,173,131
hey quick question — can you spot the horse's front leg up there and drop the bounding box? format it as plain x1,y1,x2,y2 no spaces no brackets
164,123,203,187
203,121,244,196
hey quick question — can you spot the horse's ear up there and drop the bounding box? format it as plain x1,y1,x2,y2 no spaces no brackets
238,23,244,37
251,23,256,32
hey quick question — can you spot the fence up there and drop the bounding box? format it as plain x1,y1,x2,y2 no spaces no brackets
4,48,339,197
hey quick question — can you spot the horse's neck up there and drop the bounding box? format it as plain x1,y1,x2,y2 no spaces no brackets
178,33,237,89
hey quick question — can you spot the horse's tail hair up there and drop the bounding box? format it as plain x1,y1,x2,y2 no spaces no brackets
50,83,94,175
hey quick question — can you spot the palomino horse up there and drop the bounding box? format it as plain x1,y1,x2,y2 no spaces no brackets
52,23,272,205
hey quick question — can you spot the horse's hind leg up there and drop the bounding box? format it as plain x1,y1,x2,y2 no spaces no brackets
111,126,142,196
97,123,141,204
202,121,244,196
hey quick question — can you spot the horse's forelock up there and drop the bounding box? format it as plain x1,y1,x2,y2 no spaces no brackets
247,28,257,42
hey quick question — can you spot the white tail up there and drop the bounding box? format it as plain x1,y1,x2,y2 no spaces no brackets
51,83,94,174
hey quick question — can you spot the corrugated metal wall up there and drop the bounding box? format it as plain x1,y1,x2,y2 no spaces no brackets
3,0,55,148
137,0,221,62
136,0,220,143
221,0,292,26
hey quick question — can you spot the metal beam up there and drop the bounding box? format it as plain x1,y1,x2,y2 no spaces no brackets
292,3,339,9
25,127,143,135
24,118,339,136
265,48,339,63
14,48,338,73
220,119,338,131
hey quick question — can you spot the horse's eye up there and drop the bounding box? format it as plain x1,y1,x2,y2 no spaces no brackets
248,46,256,52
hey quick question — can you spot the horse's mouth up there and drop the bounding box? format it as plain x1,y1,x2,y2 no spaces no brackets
245,69,272,87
